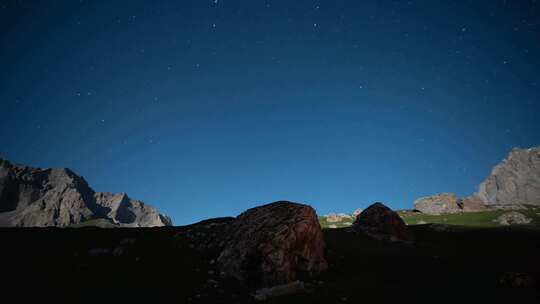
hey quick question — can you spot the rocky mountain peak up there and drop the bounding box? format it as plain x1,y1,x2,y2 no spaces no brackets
0,159,171,227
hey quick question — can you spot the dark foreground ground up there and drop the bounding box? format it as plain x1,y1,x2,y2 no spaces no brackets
1,223,539,303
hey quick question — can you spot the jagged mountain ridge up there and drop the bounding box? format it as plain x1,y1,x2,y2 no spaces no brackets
0,158,171,227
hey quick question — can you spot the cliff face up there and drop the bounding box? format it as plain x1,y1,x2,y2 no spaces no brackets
474,146,540,206
413,146,540,215
0,159,171,227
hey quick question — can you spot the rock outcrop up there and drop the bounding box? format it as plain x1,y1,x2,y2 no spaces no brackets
460,196,489,212
414,193,462,215
414,193,488,215
493,212,532,226
0,158,171,227
217,201,327,288
352,202,411,243
474,146,540,206
412,146,539,214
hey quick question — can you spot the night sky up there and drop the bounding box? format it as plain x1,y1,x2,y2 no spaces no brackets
1,1,539,224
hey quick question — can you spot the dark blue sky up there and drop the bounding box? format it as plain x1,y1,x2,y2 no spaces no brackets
1,0,539,224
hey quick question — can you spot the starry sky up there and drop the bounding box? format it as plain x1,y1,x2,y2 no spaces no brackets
1,0,539,225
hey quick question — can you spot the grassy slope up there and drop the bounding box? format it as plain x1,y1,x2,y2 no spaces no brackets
320,206,540,228
318,217,354,229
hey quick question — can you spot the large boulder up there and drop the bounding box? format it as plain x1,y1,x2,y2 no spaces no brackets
0,158,171,227
413,193,462,215
475,146,540,206
352,202,411,243
217,201,327,288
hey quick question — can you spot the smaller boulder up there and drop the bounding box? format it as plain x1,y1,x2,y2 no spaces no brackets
352,202,412,243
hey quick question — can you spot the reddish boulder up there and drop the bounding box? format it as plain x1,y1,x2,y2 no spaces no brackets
352,202,411,243
217,201,327,288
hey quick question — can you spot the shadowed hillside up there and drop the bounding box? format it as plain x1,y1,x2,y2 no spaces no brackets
1,220,539,303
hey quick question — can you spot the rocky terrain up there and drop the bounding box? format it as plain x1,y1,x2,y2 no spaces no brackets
0,158,171,227
1,200,538,303
414,146,540,215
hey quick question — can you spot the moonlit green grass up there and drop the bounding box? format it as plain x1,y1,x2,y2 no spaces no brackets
400,207,540,227
320,206,540,229
400,210,509,227
318,217,354,229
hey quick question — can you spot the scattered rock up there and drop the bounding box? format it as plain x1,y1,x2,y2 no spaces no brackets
352,202,412,243
218,201,327,288
254,280,305,301
499,272,536,288
493,212,532,226
87,248,112,257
